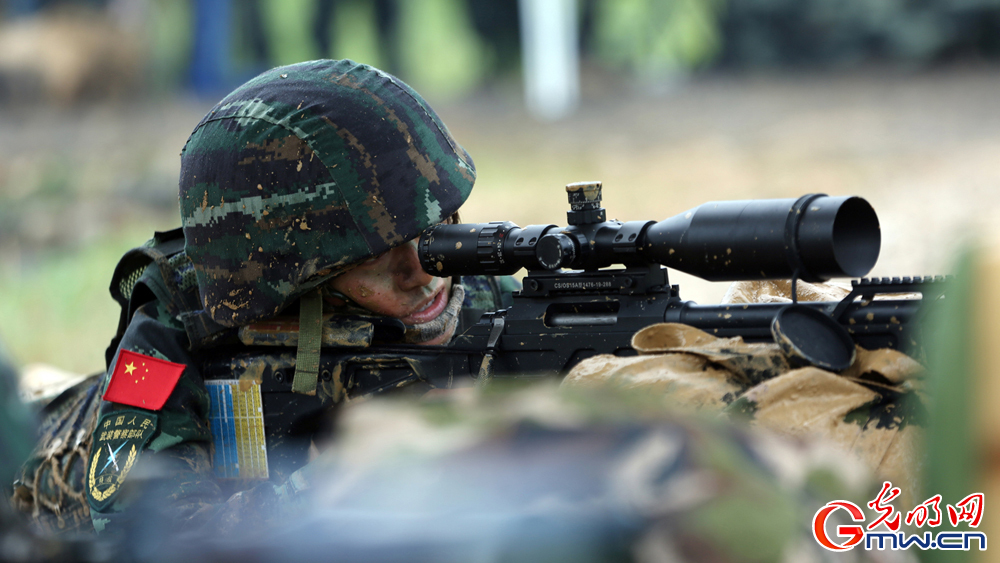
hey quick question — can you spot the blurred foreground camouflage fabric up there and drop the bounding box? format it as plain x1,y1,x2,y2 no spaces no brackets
192,383,894,563
6,377,911,562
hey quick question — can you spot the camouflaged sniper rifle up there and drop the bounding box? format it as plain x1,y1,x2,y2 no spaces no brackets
414,181,948,383
210,182,947,399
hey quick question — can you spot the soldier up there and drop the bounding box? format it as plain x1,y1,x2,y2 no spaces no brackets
16,59,518,535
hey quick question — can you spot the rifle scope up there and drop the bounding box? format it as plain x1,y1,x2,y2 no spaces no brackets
419,182,880,282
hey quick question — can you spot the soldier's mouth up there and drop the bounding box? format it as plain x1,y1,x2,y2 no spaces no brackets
403,285,465,345
400,285,449,325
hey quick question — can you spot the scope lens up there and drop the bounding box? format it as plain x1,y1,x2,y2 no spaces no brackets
798,196,880,279
831,197,880,277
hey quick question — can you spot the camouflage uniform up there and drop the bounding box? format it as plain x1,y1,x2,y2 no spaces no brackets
13,60,518,536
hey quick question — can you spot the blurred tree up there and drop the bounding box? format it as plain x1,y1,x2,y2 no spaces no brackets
591,0,724,81
232,0,269,75
467,0,521,76
943,3,1000,60
2,0,40,17
229,0,390,79
144,0,193,91
397,0,487,99
228,0,399,82
2,0,106,19
189,0,490,100
260,0,316,65
314,0,399,73
716,0,1000,68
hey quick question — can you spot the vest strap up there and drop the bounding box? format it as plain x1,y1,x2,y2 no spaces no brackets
292,289,323,396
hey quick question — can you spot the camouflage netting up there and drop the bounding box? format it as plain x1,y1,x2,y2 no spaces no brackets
180,59,476,328
563,279,927,508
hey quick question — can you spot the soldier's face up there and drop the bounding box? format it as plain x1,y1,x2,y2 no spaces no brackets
328,238,455,345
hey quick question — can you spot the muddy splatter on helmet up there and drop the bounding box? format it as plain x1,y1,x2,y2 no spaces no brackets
179,60,476,327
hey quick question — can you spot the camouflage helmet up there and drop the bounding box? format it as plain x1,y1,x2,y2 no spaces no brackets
179,60,476,328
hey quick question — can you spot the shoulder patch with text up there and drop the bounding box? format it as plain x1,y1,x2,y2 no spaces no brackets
87,410,158,512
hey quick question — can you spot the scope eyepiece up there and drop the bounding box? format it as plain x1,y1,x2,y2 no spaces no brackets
420,221,560,276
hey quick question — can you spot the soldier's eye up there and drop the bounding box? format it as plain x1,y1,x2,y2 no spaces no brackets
362,250,388,265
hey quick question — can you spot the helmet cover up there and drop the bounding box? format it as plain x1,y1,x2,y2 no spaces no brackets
179,59,476,327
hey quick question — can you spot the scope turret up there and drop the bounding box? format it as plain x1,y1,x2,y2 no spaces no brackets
419,183,880,282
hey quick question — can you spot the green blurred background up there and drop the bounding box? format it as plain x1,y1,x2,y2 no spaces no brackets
1,0,1000,379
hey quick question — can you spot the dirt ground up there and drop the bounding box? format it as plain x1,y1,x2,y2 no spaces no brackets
1,66,999,373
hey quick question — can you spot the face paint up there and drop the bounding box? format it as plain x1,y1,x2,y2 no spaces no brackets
403,285,465,344
328,239,458,345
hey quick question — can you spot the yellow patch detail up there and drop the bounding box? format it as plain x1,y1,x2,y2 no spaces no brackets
88,445,138,503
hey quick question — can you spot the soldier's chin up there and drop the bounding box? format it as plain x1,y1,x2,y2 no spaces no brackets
419,323,458,346
403,285,464,345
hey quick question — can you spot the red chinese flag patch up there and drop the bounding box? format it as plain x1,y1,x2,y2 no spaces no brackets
104,350,185,411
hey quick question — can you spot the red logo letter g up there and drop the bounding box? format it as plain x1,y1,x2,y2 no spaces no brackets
813,501,866,551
